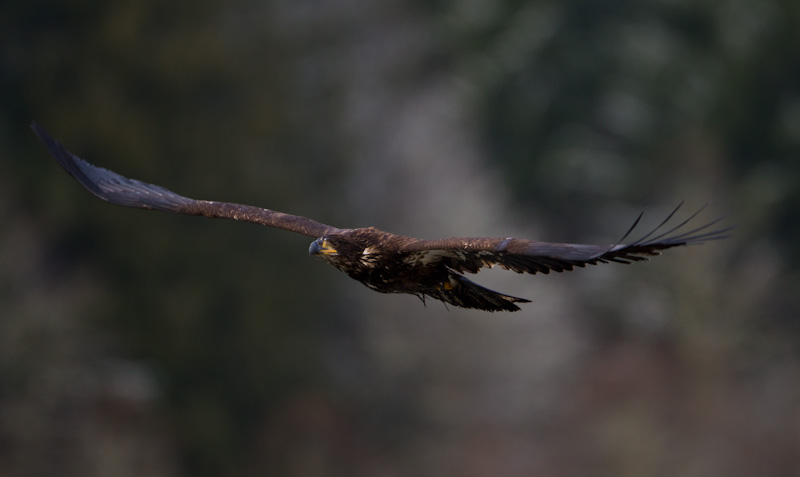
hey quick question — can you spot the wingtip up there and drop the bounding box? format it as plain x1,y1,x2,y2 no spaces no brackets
30,120,47,139
30,121,62,155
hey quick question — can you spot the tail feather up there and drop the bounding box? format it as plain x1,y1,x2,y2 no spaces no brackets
427,274,530,312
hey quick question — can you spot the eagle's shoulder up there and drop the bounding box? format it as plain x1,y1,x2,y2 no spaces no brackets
344,227,417,249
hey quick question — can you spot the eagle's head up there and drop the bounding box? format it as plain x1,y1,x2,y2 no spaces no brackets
308,234,377,272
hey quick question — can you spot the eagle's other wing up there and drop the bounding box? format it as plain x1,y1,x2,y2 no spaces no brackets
399,204,732,275
32,122,340,238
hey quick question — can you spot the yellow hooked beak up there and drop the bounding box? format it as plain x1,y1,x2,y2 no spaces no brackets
309,238,338,256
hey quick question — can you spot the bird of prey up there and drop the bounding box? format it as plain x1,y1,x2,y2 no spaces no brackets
32,122,730,312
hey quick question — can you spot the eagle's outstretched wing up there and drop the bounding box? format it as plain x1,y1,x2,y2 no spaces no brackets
32,122,340,238
399,204,732,275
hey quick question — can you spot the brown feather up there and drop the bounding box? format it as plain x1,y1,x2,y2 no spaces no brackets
398,203,732,276
31,122,338,238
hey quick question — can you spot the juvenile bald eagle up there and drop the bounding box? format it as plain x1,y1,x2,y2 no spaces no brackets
32,122,730,312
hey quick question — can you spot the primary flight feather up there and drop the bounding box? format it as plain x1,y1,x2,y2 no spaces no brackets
32,122,731,312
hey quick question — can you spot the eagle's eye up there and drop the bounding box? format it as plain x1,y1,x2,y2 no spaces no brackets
327,238,340,248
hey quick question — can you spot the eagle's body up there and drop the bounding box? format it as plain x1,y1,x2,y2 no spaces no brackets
32,122,731,312
306,227,531,311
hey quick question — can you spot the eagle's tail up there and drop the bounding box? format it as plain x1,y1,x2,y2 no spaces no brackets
429,274,530,312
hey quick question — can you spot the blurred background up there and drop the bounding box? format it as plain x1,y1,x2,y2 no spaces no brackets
2,0,799,475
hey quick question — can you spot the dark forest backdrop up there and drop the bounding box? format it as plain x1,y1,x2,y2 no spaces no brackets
2,0,799,476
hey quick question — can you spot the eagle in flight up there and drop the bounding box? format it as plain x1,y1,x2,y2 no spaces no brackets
32,122,730,312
